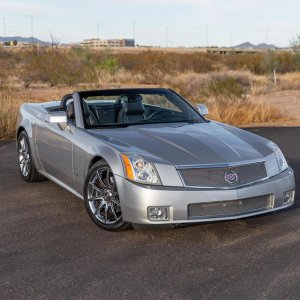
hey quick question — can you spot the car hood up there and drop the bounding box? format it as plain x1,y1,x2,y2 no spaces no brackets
88,122,273,165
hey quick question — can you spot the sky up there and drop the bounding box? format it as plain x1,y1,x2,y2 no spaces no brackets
0,0,299,47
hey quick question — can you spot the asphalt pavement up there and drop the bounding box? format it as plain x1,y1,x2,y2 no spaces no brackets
0,127,299,299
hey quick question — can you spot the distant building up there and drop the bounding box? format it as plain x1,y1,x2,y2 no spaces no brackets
3,40,18,46
80,38,135,48
206,47,258,55
2,40,32,47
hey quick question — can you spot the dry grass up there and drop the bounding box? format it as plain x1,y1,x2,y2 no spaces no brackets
276,72,300,90
0,88,68,139
162,70,276,99
0,89,27,139
206,97,283,125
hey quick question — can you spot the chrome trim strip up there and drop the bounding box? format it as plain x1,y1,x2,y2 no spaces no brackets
142,202,294,225
176,173,269,190
176,160,269,190
175,159,266,170
39,170,84,200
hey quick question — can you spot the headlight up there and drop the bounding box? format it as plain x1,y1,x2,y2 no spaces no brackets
267,142,288,172
121,153,162,185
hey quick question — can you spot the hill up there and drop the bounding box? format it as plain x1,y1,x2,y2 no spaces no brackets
234,42,277,49
0,36,51,45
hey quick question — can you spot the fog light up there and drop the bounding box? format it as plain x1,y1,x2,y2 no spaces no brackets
283,190,295,204
148,207,169,221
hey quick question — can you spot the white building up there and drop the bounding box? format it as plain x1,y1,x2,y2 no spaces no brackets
80,38,135,48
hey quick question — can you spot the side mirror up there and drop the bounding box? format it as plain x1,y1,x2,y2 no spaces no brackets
45,111,67,123
195,104,209,116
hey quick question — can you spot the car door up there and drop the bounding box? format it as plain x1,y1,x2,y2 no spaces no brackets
35,101,76,189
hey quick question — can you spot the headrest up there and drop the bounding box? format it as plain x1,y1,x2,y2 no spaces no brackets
128,94,143,102
66,101,75,120
60,94,73,109
118,94,143,103
124,100,144,115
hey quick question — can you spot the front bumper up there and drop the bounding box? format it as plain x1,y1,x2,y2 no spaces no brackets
115,167,295,225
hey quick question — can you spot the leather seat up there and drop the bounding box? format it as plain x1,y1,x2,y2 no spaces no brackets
117,95,145,123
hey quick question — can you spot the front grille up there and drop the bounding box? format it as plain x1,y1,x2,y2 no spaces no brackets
178,162,268,188
188,195,274,219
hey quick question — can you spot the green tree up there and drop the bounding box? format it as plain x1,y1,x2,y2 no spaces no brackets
260,50,279,74
290,35,300,70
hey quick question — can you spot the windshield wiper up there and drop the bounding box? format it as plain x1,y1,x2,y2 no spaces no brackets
94,124,130,129
91,119,200,129
93,122,147,129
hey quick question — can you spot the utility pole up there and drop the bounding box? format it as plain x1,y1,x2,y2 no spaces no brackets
3,17,5,38
97,24,99,39
166,26,168,47
30,14,34,44
265,28,269,44
133,21,135,40
230,30,233,48
205,25,208,47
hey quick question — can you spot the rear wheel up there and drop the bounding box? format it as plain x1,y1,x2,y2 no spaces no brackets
84,161,131,231
17,131,45,182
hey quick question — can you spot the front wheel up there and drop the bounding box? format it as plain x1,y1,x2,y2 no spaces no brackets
84,161,131,231
17,131,45,182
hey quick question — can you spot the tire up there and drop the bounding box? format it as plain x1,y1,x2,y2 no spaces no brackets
17,131,45,182
84,160,131,231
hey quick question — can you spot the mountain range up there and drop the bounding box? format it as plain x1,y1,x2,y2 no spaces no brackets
234,42,277,49
0,36,51,45
0,36,278,49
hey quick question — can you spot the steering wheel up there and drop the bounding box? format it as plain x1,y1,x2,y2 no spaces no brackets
60,94,73,110
146,109,174,120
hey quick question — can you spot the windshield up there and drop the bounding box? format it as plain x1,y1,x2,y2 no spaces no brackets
80,89,205,128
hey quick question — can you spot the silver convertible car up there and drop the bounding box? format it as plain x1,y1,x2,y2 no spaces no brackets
17,88,295,231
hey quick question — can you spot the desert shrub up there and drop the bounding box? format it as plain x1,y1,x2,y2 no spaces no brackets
0,48,20,87
201,78,246,100
292,52,300,71
69,46,93,62
98,58,119,74
0,67,9,88
0,88,37,139
223,53,264,74
260,51,280,74
207,96,282,125
276,72,300,90
0,88,18,138
2,47,300,89
162,72,281,125
19,48,92,87
162,70,272,102
116,51,217,75
223,52,293,75
250,75,272,95
275,52,295,73
1,46,300,100
163,72,209,101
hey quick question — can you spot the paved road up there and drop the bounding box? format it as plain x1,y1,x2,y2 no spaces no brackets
0,127,299,300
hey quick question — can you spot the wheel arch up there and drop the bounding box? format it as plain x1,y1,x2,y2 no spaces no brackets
86,148,123,177
17,126,26,138
88,155,106,170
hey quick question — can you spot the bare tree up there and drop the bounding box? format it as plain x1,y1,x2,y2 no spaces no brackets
290,35,300,70
50,33,62,54
290,35,300,51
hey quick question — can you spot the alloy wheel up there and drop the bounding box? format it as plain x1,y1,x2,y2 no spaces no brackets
87,166,122,225
18,136,31,177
